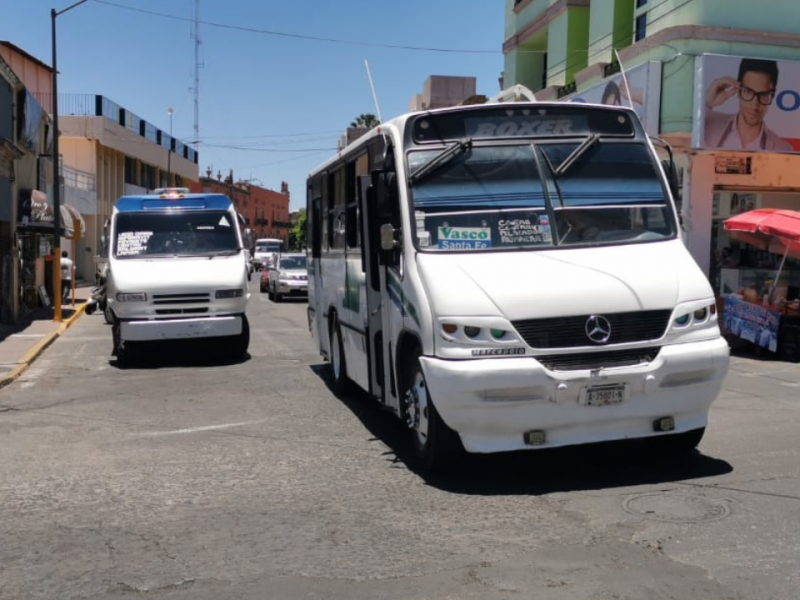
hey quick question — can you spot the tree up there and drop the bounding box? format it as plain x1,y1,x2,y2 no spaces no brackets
288,209,307,251
350,113,380,129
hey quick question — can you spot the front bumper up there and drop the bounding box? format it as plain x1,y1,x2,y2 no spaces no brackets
276,281,308,295
420,337,730,454
120,315,243,342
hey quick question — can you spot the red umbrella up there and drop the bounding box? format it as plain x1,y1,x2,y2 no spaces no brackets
724,209,800,302
724,209,800,253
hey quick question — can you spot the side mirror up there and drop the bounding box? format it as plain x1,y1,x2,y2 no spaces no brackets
380,224,396,251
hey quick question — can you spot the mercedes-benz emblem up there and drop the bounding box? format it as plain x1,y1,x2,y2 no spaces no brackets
585,315,612,344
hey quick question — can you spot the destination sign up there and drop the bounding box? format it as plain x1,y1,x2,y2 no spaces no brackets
411,106,634,143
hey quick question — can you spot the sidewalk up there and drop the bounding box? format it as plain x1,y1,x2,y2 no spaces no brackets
0,284,91,390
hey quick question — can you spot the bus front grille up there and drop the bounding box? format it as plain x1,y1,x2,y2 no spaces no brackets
152,293,211,306
537,348,661,371
155,307,210,316
512,310,671,349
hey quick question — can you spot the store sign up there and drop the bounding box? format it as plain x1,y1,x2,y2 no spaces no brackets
562,61,663,135
714,155,752,175
723,295,780,352
693,54,800,152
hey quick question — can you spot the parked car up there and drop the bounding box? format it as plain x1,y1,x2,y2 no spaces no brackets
268,253,308,302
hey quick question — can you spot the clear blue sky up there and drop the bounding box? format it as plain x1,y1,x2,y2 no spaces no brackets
2,0,505,211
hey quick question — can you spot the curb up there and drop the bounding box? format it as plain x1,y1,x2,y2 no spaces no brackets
0,302,87,391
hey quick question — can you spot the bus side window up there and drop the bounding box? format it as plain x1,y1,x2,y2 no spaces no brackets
321,173,331,251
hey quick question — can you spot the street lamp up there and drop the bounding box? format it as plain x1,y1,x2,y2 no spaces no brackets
167,107,174,185
51,0,91,322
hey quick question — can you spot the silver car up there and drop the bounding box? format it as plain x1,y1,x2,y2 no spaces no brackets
268,253,308,302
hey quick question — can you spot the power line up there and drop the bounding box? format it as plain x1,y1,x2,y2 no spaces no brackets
92,0,504,54
203,143,336,152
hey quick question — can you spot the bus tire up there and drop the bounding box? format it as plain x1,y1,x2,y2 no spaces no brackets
329,317,351,395
228,315,250,358
103,303,114,325
112,321,131,364
403,351,463,472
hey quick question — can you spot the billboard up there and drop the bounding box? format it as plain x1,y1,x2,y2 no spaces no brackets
693,54,800,152
563,61,663,135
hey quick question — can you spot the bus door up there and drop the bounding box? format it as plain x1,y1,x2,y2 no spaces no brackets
309,195,325,348
360,174,385,404
364,168,403,413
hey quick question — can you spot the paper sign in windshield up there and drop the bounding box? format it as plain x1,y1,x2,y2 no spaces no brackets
116,231,153,256
438,226,491,249
498,216,552,244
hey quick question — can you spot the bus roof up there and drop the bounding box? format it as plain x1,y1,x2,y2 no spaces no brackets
308,101,640,176
114,193,234,213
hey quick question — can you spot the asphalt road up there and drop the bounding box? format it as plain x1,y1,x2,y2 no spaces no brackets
0,279,798,600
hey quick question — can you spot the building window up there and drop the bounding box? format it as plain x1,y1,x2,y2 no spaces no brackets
541,52,548,90
124,156,137,185
636,0,647,6
635,14,647,42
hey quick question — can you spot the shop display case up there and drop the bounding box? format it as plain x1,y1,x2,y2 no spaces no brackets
720,268,800,306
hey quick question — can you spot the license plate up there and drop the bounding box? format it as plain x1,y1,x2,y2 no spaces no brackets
584,384,625,406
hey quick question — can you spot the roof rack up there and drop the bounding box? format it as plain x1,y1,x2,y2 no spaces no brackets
486,85,537,104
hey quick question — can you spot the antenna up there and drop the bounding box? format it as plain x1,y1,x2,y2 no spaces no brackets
614,48,635,110
364,60,383,123
190,0,204,146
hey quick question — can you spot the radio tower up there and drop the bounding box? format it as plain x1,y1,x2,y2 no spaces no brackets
190,0,203,147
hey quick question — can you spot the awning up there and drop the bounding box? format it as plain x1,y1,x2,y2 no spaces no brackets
18,189,85,240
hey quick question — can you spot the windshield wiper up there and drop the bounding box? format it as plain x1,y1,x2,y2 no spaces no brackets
408,138,472,185
553,133,599,178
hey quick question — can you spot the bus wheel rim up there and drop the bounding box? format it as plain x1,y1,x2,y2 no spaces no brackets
408,371,429,445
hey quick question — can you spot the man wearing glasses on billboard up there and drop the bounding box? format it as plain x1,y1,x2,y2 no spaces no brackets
704,58,793,151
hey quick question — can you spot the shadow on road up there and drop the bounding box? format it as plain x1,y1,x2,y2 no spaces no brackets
310,362,734,496
110,339,251,370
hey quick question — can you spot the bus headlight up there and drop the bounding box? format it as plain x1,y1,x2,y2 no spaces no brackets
669,300,718,334
116,292,147,302
437,318,524,357
215,289,244,299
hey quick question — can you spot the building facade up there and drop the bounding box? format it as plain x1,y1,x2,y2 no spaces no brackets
191,172,291,246
1,41,200,291
408,75,478,112
0,45,84,323
504,0,800,305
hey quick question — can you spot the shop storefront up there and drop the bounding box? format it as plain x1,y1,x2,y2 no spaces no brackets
688,54,800,361
17,188,85,312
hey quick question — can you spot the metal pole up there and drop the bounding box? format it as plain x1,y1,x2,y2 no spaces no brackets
51,8,62,322
167,107,173,185
50,0,93,320
770,242,792,306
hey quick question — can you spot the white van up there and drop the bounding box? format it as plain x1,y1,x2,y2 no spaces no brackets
253,238,283,271
106,189,251,362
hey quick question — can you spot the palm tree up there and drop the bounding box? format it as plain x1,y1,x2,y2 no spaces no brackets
350,113,380,129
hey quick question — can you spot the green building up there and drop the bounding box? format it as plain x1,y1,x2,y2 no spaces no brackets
504,0,800,309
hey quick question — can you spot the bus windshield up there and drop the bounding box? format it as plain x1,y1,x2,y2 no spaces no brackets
113,210,239,259
408,140,675,251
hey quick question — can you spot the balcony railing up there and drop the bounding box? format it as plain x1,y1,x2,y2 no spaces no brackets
33,93,199,165
62,163,96,192
557,81,577,99
603,62,621,78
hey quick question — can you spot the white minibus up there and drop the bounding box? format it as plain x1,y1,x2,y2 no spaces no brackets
306,98,730,471
106,189,251,363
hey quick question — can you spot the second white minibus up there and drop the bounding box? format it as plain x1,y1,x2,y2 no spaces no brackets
306,98,730,471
